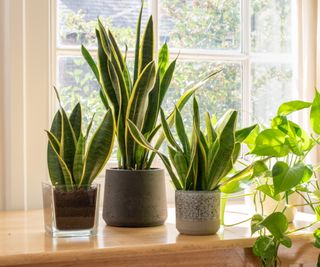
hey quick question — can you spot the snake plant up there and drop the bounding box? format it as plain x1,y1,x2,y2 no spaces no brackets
46,89,115,190
82,2,219,169
128,97,257,190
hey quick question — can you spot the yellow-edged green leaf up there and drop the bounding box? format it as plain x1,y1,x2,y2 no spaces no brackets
205,112,217,144
311,90,320,134
133,1,144,83
139,16,154,74
167,145,177,167
126,61,156,167
158,42,169,79
85,113,95,140
100,89,109,109
46,126,64,186
109,46,130,106
174,152,188,181
127,61,156,128
97,18,110,54
48,139,74,190
159,58,176,104
73,133,85,185
107,29,125,71
146,68,222,168
81,110,115,185
60,107,77,177
96,29,119,115
107,61,122,105
208,110,237,190
160,109,182,151
142,71,161,134
127,119,183,189
81,45,99,81
175,107,190,155
69,103,82,141
232,142,241,164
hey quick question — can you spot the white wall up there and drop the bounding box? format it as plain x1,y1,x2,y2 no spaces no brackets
0,0,50,210
24,0,51,209
0,0,5,210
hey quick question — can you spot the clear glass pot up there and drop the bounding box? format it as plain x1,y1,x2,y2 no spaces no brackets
42,183,100,237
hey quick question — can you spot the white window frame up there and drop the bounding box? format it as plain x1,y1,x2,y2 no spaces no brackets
0,0,298,210
1,0,51,210
53,0,296,128
52,0,297,204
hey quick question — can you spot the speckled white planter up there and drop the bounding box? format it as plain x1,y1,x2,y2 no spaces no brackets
175,190,220,235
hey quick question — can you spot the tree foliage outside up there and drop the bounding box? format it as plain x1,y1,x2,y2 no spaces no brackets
57,0,293,134
159,0,240,50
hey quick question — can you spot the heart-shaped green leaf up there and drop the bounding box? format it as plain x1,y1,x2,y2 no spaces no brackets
279,236,292,248
272,162,306,195
313,228,320,248
251,214,264,235
253,236,276,260
277,100,311,116
235,124,258,143
261,212,288,240
256,184,280,201
251,129,289,157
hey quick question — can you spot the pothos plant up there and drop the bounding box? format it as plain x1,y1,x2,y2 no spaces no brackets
246,94,320,266
82,2,219,170
127,97,260,191
46,89,115,191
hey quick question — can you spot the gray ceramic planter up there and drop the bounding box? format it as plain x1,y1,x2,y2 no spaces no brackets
175,190,220,235
103,168,167,227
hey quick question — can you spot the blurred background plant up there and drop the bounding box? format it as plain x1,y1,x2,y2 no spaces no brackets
57,0,293,136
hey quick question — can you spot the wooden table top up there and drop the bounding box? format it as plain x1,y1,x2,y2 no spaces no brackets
0,206,318,267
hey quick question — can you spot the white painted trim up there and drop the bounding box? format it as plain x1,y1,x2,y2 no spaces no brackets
0,0,5,210
24,0,51,209
1,0,51,210
151,0,159,54
2,0,25,210
50,0,58,124
241,0,251,127
22,0,28,208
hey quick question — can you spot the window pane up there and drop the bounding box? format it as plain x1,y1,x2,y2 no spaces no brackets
162,61,242,132
57,56,122,161
58,0,150,48
57,56,104,128
160,0,241,51
251,0,292,53
251,63,294,124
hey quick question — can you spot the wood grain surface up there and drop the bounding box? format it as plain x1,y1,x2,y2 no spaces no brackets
0,206,318,266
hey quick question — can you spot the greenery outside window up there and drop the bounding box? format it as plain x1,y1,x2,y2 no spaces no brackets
54,0,297,184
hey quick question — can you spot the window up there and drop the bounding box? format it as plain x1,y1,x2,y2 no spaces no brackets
55,0,296,127
54,0,296,202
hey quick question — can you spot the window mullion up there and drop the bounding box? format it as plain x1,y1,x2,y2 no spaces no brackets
50,0,58,120
241,0,251,127
150,0,159,55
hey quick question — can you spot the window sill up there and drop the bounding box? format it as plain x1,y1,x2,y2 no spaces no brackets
0,206,318,266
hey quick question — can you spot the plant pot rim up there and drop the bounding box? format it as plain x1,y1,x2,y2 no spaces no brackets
176,189,220,194
42,182,99,189
106,167,163,173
